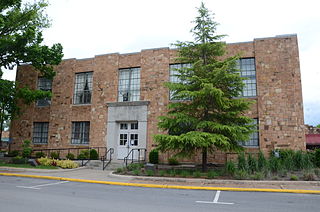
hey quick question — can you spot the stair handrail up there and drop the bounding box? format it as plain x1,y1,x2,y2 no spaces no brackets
101,148,114,170
124,148,147,167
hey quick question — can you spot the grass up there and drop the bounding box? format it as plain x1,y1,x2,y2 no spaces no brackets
0,162,58,169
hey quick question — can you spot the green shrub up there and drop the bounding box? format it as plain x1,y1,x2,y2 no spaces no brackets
268,155,281,173
293,150,303,170
50,152,60,159
127,163,143,171
77,150,90,160
258,151,267,171
224,161,236,176
314,168,320,177
37,157,53,166
279,149,295,171
66,153,75,160
22,140,32,158
149,149,159,164
89,149,99,160
290,175,298,181
237,152,247,171
8,150,19,157
158,170,166,177
35,152,46,158
193,170,201,178
250,172,264,180
315,149,320,167
116,167,124,173
247,154,258,174
235,170,249,180
207,170,218,179
11,156,27,164
146,170,154,176
77,153,86,160
168,169,177,177
302,152,314,170
180,170,190,178
133,169,141,175
168,157,179,165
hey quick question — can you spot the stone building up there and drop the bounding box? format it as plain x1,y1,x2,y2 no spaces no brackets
10,34,306,163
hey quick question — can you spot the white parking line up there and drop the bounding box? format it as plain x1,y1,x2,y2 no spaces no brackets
196,190,234,205
17,181,69,190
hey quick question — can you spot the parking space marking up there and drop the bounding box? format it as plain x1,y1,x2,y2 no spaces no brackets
16,181,69,190
196,190,234,205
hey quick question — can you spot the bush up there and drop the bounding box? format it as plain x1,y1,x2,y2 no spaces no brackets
78,150,89,160
158,170,166,177
315,149,320,168
127,163,143,171
149,149,159,164
237,152,247,171
66,153,75,160
89,149,99,160
303,171,316,181
168,157,179,165
22,140,32,158
35,152,46,158
193,170,201,178
224,161,236,176
290,175,298,181
258,151,267,171
247,154,258,174
180,170,190,178
133,169,141,175
268,155,281,173
146,170,154,176
250,172,264,180
11,156,27,164
207,170,218,179
56,160,79,169
279,149,295,171
235,170,249,180
50,152,60,159
8,150,19,157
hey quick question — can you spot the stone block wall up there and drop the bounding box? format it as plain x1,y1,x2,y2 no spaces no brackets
10,34,305,164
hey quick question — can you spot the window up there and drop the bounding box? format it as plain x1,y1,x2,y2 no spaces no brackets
118,67,140,102
169,63,191,100
71,122,90,144
33,122,49,144
37,77,52,106
236,58,257,97
241,119,259,147
73,72,93,104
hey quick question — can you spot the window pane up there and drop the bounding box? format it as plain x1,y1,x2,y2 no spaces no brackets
37,77,52,106
118,68,140,102
169,63,191,100
71,122,90,144
33,122,49,144
241,119,259,147
73,72,93,104
238,58,257,97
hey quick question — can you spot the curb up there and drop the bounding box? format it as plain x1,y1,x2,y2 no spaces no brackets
1,172,320,194
0,166,87,173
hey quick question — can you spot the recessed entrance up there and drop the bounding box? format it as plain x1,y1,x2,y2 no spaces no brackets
117,122,139,159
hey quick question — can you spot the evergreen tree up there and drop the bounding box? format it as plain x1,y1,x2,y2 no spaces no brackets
154,3,255,171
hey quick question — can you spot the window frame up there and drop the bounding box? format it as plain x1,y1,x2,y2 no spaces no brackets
32,122,49,144
73,72,93,105
240,118,259,147
36,77,52,107
118,67,140,102
71,121,90,145
237,58,257,97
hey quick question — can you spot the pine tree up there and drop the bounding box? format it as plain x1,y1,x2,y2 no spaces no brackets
154,3,255,172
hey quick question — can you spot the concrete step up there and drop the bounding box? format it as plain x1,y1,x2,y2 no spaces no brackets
85,160,125,170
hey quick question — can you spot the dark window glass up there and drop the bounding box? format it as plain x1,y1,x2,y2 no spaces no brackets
33,122,49,144
118,67,140,102
240,119,259,147
71,122,90,144
73,72,93,104
236,58,257,97
37,77,52,106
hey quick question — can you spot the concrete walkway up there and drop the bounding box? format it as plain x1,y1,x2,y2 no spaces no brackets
1,166,320,193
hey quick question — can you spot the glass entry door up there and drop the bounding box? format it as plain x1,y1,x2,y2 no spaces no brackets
117,122,139,159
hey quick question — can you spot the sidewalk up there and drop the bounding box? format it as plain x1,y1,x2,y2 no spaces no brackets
1,166,320,193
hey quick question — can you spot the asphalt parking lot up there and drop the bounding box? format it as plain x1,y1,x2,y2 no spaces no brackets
1,176,319,212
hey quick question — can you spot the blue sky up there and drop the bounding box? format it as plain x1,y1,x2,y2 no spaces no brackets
2,0,320,126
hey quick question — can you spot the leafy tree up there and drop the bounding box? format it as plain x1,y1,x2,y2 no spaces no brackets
316,124,320,128
0,0,63,145
154,3,255,171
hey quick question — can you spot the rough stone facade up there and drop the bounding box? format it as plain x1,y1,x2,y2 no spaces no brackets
10,34,306,163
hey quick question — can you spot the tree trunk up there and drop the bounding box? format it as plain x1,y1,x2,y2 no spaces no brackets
202,147,208,172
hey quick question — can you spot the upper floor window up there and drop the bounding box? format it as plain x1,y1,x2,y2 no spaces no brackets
73,72,93,104
169,63,191,100
32,122,49,144
37,77,52,106
118,67,140,102
240,118,259,147
236,58,257,97
71,121,90,144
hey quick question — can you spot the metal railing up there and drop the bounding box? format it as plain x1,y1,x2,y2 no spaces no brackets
124,148,147,167
30,146,107,166
101,148,114,170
